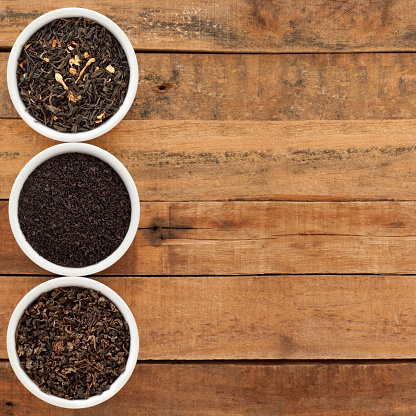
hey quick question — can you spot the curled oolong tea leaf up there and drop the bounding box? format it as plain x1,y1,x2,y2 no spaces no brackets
16,287,130,400
16,17,130,133
18,152,131,268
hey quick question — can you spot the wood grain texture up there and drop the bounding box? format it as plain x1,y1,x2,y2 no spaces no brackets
3,361,416,415
2,1,416,53
4,52,416,121
5,199,416,275
3,119,416,202
4,1,416,412
3,275,416,360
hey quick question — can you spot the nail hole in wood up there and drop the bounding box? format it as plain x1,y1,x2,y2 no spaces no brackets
155,82,173,93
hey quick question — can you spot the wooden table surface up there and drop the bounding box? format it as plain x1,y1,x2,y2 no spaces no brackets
2,1,416,414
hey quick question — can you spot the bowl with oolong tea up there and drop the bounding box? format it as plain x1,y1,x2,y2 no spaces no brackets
7,276,139,408
9,143,140,276
7,8,138,142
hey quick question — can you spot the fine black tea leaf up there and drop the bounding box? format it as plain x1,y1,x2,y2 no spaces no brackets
16,18,130,133
18,152,131,268
16,287,130,400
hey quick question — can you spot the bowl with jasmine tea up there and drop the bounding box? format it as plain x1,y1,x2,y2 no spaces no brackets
7,8,138,142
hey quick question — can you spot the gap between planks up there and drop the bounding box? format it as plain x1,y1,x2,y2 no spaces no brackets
0,272,395,277
3,358,416,365
6,47,416,55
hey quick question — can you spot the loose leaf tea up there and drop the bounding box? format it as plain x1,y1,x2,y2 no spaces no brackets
18,152,131,268
16,17,130,133
16,287,130,399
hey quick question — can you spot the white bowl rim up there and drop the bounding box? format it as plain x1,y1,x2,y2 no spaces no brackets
7,7,138,142
7,276,139,409
9,143,140,276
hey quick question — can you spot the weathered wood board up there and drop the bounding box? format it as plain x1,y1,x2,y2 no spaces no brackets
2,361,416,415
2,275,416,360
2,1,416,53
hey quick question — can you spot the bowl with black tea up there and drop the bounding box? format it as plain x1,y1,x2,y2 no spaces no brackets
7,276,139,408
9,143,140,276
7,8,138,142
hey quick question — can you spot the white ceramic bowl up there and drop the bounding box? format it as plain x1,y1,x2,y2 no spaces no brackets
9,143,140,276
7,8,138,142
7,276,139,408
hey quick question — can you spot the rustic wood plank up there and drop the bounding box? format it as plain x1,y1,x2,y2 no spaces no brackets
2,1,416,53
4,52,416,121
3,119,416,202
5,199,416,275
3,361,416,415
2,275,416,360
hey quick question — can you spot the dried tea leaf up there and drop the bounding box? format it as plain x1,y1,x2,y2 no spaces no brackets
43,103,62,114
